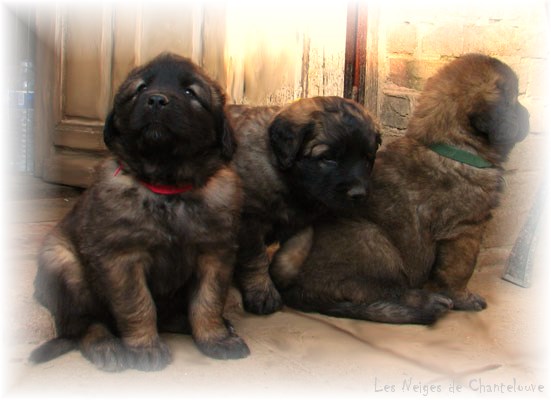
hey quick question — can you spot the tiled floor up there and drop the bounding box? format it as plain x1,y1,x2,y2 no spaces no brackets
2,176,549,399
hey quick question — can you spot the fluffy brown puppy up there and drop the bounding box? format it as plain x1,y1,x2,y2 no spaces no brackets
30,53,249,372
271,54,530,324
227,97,382,315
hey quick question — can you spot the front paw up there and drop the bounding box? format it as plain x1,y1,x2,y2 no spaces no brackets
402,290,453,324
195,333,250,360
425,293,454,313
451,291,487,311
125,339,172,371
242,282,283,315
81,337,128,372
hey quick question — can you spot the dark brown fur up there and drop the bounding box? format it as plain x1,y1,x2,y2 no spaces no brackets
30,53,249,371
271,54,530,324
227,97,382,314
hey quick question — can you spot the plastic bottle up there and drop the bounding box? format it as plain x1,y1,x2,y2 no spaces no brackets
9,60,35,173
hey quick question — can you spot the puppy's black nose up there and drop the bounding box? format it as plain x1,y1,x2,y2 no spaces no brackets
147,94,169,108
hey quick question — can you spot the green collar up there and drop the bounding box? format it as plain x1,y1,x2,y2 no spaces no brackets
429,143,494,169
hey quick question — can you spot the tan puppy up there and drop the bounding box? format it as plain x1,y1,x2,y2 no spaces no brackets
272,54,530,324
31,53,249,371
227,97,381,315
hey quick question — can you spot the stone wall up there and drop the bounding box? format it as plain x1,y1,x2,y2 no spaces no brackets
376,1,548,136
373,1,550,266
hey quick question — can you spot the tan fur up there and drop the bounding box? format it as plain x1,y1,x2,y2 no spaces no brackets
272,54,530,324
228,97,382,315
31,53,249,371
271,227,313,290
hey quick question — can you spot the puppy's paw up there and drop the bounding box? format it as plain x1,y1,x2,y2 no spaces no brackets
403,289,453,312
242,283,283,315
125,339,172,371
81,337,128,372
425,293,454,313
452,291,487,311
398,289,453,324
196,333,250,360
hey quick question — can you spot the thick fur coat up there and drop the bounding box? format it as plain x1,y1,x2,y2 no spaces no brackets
271,54,530,324
227,97,381,314
31,53,249,371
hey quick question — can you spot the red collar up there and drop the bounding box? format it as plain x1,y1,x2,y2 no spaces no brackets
113,164,194,195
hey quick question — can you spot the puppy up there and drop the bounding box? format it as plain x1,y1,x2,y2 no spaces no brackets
226,97,382,314
271,54,530,324
30,53,249,372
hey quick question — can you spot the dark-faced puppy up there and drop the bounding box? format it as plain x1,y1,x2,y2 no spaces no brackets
271,54,530,324
227,97,382,315
30,53,249,372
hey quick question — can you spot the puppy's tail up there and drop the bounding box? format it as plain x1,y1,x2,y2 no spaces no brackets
29,337,77,363
270,226,314,289
319,300,448,325
282,289,453,325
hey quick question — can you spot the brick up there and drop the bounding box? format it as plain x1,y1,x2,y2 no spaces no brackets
388,58,410,88
463,23,522,56
380,93,412,130
387,22,417,55
409,60,446,90
521,29,549,58
515,60,547,134
524,59,549,100
421,22,464,57
519,98,548,134
388,58,446,91
519,5,549,58
514,59,530,95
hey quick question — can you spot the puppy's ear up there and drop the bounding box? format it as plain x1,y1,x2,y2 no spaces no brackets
269,115,313,170
220,115,236,160
375,132,382,148
103,111,119,150
210,86,236,160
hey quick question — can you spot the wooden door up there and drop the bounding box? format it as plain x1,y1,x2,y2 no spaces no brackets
34,3,348,187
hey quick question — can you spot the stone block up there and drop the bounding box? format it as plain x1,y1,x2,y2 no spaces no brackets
524,59,549,100
380,92,412,130
462,23,522,56
388,58,446,90
387,22,417,55
421,22,464,57
520,98,549,135
388,58,411,88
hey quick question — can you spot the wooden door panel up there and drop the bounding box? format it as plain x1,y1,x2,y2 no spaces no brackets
139,4,196,63
53,122,105,151
225,3,347,105
63,5,112,121
111,5,139,95
42,152,104,187
200,4,227,88
35,3,349,187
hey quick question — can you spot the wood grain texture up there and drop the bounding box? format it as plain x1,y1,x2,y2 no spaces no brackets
42,150,105,187
33,4,58,177
138,3,195,63
62,5,112,120
36,3,349,187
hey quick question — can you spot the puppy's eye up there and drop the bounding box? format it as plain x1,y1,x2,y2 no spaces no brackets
136,82,147,93
184,88,197,98
319,157,338,166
